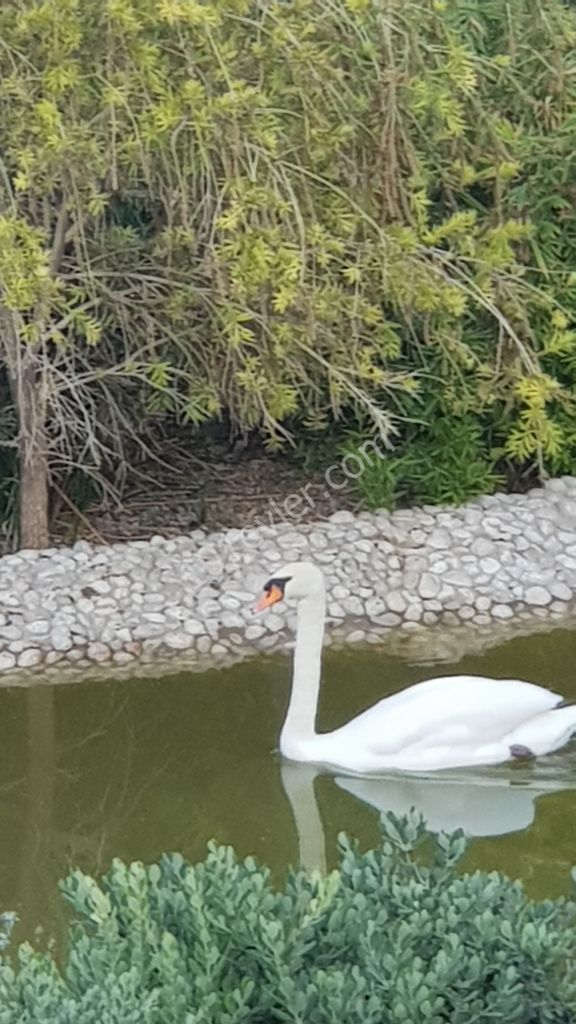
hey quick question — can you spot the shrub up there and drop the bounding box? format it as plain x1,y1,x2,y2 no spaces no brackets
342,416,503,510
1,815,575,1023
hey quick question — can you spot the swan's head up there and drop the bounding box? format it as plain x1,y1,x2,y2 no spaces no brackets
255,561,325,611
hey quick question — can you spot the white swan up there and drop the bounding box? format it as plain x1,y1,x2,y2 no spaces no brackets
255,561,576,773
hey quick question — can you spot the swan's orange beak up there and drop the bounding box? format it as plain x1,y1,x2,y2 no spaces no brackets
254,584,283,613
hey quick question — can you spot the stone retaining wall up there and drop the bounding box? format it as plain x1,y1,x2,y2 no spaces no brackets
1,477,576,681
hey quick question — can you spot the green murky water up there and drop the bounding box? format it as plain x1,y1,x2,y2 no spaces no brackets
2,627,576,945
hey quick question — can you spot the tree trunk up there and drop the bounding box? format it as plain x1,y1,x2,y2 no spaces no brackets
15,352,50,549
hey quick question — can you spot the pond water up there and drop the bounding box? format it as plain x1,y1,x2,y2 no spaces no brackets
2,626,576,946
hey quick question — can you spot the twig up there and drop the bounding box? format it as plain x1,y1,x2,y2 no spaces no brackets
51,480,107,546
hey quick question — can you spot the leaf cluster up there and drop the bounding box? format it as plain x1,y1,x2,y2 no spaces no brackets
1,814,575,1023
342,415,502,510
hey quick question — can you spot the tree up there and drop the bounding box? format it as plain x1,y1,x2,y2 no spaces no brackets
1,0,575,547
0,0,187,547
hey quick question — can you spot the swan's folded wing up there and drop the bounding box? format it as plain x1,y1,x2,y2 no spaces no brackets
333,674,561,756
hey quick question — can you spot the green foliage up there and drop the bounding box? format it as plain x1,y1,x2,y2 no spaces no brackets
382,0,576,480
1,815,576,1023
2,0,576,531
343,416,502,509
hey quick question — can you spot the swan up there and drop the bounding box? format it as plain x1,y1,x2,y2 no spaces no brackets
255,561,576,773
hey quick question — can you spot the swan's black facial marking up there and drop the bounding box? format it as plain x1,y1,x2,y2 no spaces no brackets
264,576,292,596
255,575,293,612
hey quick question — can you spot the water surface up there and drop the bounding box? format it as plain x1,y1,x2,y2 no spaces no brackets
1,626,576,945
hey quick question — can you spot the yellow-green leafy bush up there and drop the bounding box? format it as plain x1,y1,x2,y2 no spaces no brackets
2,0,576,534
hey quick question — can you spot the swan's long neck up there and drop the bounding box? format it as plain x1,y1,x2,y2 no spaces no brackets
280,590,325,754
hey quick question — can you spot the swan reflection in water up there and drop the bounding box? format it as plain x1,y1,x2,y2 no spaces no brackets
280,759,576,872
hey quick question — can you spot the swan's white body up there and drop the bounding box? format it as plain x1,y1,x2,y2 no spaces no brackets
256,562,576,773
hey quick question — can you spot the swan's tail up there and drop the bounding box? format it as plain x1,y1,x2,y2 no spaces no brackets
505,705,576,758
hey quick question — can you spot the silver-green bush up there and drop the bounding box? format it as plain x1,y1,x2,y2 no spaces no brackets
1,815,575,1023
